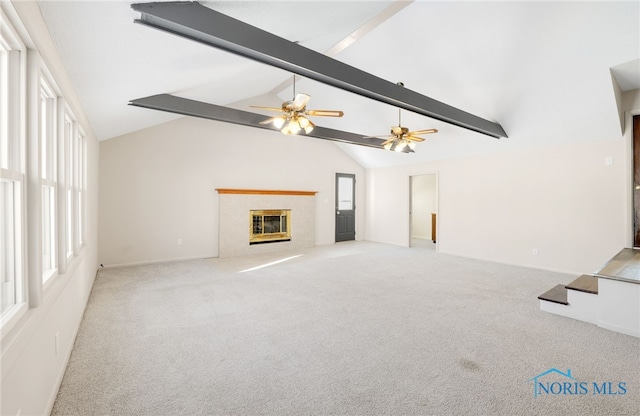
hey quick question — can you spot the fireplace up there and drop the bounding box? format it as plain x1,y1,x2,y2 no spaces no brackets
216,189,316,257
249,209,291,244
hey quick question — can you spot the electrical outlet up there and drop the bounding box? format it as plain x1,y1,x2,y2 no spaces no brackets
532,248,539,256
177,238,182,246
605,156,613,166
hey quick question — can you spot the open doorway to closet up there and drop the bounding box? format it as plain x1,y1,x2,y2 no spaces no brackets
410,174,437,249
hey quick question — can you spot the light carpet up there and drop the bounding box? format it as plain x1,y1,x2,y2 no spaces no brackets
52,241,640,415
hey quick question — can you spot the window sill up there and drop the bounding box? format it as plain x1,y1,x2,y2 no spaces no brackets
0,302,28,335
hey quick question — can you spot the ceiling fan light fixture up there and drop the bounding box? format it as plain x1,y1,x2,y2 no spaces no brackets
281,125,293,135
286,118,302,134
298,116,310,129
273,117,285,129
251,74,342,137
303,119,315,134
296,116,315,134
369,97,438,152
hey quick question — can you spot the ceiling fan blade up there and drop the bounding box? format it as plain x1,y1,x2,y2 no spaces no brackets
306,109,344,117
381,138,396,146
408,128,438,136
291,93,311,110
405,135,426,142
250,105,286,112
363,134,394,139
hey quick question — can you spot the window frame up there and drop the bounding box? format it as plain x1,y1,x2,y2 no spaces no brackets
77,128,86,249
39,72,59,285
0,6,27,329
0,36,9,170
63,110,75,260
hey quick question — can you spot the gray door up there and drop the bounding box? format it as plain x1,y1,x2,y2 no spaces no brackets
335,173,355,242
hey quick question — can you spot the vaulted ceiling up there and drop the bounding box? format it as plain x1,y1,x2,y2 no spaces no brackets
38,1,639,168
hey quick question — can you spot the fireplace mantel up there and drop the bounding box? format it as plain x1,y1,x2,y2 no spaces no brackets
216,188,317,196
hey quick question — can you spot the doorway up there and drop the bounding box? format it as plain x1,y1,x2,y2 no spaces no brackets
335,173,356,242
410,174,437,248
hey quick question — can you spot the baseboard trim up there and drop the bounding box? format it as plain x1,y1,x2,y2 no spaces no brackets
436,249,583,276
597,320,640,338
102,255,215,269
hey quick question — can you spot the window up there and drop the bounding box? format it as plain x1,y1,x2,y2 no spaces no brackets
0,39,8,169
64,113,73,259
77,130,85,248
1,6,92,326
1,6,93,327
0,9,25,322
1,180,19,314
40,77,57,283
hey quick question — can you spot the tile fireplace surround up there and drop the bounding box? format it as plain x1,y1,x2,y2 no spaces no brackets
216,189,317,257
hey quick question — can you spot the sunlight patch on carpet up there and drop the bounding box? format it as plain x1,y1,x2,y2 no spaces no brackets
238,255,302,273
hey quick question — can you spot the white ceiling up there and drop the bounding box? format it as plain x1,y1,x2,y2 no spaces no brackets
38,1,640,168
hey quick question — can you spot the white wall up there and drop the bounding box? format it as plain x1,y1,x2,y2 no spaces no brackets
367,138,628,275
411,174,436,240
99,117,366,266
0,2,99,416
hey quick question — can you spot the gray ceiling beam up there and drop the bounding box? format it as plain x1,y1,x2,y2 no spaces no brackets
129,94,394,150
131,1,507,139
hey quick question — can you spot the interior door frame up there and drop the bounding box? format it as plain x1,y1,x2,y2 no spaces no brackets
409,172,439,249
630,111,640,247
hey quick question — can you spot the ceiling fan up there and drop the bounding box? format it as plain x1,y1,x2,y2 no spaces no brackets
250,75,344,135
366,84,438,152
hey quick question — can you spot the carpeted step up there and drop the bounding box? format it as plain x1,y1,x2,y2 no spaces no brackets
565,274,598,294
537,284,568,305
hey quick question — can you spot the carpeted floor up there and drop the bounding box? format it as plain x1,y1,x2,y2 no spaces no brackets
52,241,640,415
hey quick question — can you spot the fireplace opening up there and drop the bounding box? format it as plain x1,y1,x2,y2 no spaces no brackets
250,209,291,244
